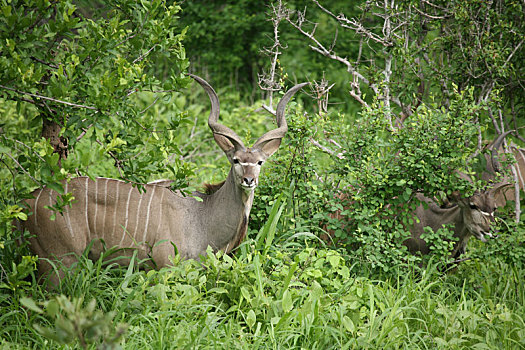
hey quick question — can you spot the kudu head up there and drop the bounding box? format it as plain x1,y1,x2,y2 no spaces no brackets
449,182,511,242
190,74,308,192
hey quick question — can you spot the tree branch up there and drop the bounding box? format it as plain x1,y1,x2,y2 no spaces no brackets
0,85,98,110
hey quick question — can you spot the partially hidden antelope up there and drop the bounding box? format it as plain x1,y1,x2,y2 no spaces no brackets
403,133,516,260
23,75,308,282
404,184,510,260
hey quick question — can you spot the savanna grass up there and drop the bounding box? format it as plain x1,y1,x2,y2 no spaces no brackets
1,243,524,349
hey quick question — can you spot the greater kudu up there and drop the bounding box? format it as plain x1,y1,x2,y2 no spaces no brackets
23,75,308,282
403,133,518,260
404,185,510,260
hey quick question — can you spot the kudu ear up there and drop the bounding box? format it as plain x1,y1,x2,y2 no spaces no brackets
213,133,244,153
253,82,309,156
257,138,282,157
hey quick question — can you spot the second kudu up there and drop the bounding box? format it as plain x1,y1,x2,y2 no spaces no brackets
23,75,308,282
404,133,514,259
404,186,509,260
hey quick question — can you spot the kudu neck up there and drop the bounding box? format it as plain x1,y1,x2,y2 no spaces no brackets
211,168,254,206
201,167,254,253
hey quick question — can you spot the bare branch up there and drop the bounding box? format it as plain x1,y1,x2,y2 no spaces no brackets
3,152,42,186
133,44,158,64
0,84,98,110
140,96,161,114
310,137,345,159
258,0,288,110
76,124,93,142
309,75,335,115
30,56,59,69
261,104,277,116
502,39,524,69
313,0,394,47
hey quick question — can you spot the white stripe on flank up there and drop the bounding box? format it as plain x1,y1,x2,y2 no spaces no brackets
101,178,109,239
155,189,165,235
120,186,134,246
63,182,74,238
142,186,156,243
94,180,98,235
48,189,53,230
34,188,43,227
85,177,91,242
48,189,53,207
132,193,144,244
111,180,120,240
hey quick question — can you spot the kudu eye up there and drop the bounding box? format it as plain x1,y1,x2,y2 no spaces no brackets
233,158,239,164
257,160,263,166
469,204,477,210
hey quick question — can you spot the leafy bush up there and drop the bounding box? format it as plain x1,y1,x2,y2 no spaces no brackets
320,88,490,269
0,0,191,281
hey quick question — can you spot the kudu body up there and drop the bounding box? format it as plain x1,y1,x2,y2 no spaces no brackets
23,75,307,281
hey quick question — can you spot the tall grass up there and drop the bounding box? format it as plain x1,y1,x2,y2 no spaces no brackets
1,242,524,349
1,206,524,349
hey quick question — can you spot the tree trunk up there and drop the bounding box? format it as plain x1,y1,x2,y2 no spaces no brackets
41,116,68,165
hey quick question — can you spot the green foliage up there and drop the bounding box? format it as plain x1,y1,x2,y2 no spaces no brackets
0,1,523,348
0,0,190,187
251,101,330,239
0,0,191,275
179,0,268,88
1,243,523,348
325,89,485,270
473,220,525,266
22,295,126,349
420,226,458,264
0,256,37,296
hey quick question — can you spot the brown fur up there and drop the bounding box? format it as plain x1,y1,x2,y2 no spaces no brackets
203,181,226,195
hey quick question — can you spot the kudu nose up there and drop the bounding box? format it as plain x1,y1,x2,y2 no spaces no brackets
243,177,255,186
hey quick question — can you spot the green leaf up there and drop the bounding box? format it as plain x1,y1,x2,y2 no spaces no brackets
327,254,341,268
241,287,252,303
342,315,355,332
21,297,43,313
282,289,293,313
246,309,256,329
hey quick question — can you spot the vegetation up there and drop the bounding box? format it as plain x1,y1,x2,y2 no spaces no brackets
1,0,524,348
4,219,525,349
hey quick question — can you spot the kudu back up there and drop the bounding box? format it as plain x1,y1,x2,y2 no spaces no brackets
23,75,308,282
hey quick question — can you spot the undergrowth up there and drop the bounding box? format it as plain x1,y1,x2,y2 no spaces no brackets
1,239,524,349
